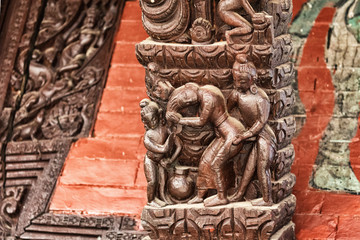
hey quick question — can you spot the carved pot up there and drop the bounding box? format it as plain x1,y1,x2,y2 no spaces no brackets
168,168,194,201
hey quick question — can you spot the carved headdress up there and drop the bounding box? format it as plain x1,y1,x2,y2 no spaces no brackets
233,54,257,80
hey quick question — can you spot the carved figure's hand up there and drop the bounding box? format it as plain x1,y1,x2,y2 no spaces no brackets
160,158,172,168
166,112,181,124
233,134,245,145
252,12,266,24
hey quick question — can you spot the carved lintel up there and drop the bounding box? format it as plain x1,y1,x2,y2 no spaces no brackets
19,213,147,239
142,195,296,239
136,37,292,71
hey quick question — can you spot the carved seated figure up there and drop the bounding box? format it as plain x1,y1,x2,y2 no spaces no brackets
58,5,101,83
140,99,182,207
166,83,246,207
228,54,277,206
217,0,269,44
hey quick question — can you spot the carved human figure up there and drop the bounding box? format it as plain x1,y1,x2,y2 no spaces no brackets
227,55,276,206
218,0,266,37
58,5,101,82
12,109,45,141
20,73,67,113
140,99,182,207
166,83,245,207
147,62,174,101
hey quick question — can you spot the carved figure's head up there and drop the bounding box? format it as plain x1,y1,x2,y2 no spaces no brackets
140,99,162,130
148,62,160,75
84,5,100,29
232,54,257,92
147,62,174,101
167,83,199,115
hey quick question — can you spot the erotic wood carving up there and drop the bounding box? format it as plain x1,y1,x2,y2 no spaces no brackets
138,0,296,239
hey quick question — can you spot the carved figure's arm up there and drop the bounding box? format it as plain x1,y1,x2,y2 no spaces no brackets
179,95,213,127
227,90,238,113
240,0,256,18
168,136,182,163
241,98,270,139
144,132,174,153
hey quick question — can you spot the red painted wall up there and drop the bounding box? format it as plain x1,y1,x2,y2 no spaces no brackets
50,0,149,217
50,1,360,239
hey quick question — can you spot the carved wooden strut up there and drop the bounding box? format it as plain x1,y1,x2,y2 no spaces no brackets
137,0,296,239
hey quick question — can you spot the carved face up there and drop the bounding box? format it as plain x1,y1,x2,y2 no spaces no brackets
177,89,198,107
153,82,172,101
233,70,253,92
141,110,160,130
84,13,97,29
83,70,96,84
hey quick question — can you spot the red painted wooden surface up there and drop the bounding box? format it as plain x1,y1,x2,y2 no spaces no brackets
292,7,360,239
50,0,149,218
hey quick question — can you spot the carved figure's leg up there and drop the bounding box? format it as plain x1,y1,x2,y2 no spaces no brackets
251,137,274,206
229,142,257,202
218,0,252,33
144,155,158,206
204,139,238,207
188,188,207,204
229,142,253,195
189,138,223,204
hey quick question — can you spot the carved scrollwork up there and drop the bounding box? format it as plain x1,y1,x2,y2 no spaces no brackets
263,0,293,37
269,116,296,149
136,42,234,69
2,0,119,142
190,18,215,45
272,144,295,181
265,86,295,120
0,186,25,237
140,0,190,42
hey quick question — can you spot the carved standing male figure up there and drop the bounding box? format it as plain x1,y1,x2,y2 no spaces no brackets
228,55,276,206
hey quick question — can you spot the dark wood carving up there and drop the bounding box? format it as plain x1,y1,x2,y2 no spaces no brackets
0,0,143,239
2,0,121,142
137,0,296,239
20,214,147,239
